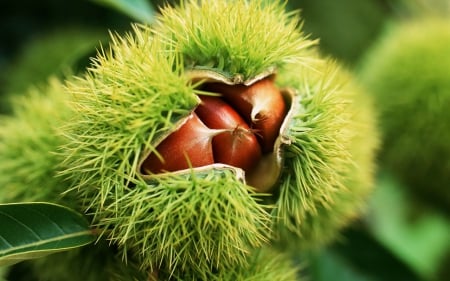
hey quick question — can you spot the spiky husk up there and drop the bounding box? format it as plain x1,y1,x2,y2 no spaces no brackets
152,0,378,248
99,169,271,274
61,26,198,209
358,18,450,210
154,0,316,80
273,55,378,248
158,247,301,281
0,78,75,206
60,0,379,275
61,25,271,275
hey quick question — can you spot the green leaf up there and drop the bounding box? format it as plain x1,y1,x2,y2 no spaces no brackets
92,0,155,24
304,226,423,281
0,202,95,267
368,172,450,280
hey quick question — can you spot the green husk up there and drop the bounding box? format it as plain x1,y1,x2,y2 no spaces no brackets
60,0,377,275
273,55,378,247
61,24,271,275
61,25,199,210
0,78,74,206
153,0,378,246
358,18,450,211
154,0,317,80
99,168,271,273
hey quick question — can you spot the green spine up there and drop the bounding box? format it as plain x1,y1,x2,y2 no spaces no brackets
154,0,316,80
274,55,378,247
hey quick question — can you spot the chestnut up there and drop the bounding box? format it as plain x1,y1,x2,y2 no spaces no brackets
141,113,217,173
203,77,287,153
195,95,262,172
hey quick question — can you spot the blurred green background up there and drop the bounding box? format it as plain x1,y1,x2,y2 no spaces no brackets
0,0,448,280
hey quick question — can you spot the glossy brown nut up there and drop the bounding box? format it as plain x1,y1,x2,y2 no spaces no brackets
141,113,216,173
196,96,262,172
203,78,286,153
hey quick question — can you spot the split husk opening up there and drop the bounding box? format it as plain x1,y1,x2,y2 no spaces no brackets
138,69,299,193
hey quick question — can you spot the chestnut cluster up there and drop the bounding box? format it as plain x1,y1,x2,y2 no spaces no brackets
142,77,286,176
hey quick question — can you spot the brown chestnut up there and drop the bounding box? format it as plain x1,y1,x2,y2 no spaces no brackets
141,113,218,173
204,77,286,153
195,95,262,172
